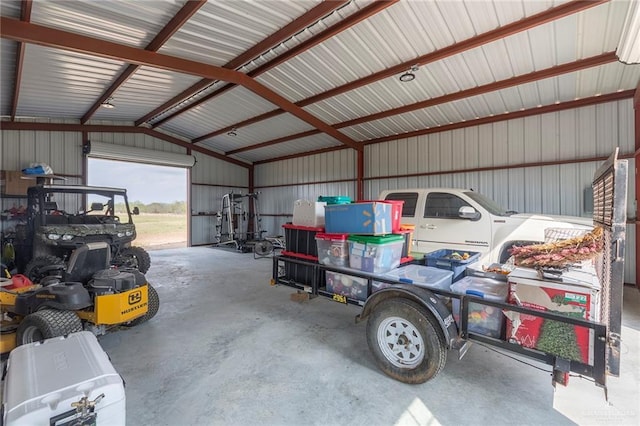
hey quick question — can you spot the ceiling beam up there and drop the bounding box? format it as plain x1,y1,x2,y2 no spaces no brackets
193,0,608,144
151,0,399,129
227,52,617,155
0,17,361,151
226,130,320,156
254,90,634,165
135,0,352,127
0,121,250,168
10,1,32,121
364,90,635,144
80,0,206,124
253,146,346,165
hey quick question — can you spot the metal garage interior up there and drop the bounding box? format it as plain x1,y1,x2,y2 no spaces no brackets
1,0,639,424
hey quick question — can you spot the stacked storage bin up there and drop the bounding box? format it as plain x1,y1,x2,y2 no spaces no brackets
280,196,352,287
281,223,324,285
321,198,412,302
422,248,508,337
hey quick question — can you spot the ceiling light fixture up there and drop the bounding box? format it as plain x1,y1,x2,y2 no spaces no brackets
227,127,238,137
399,64,419,82
617,0,640,64
101,97,115,109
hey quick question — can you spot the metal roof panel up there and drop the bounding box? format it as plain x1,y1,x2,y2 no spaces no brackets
30,0,182,48
159,0,323,66
17,44,125,119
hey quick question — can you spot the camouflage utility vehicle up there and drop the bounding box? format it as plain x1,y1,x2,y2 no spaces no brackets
13,184,151,281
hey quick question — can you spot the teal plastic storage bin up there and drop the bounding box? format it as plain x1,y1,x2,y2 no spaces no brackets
348,234,404,273
425,249,480,282
317,195,352,205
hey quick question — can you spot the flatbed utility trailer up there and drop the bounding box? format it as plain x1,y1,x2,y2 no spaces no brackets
270,150,628,392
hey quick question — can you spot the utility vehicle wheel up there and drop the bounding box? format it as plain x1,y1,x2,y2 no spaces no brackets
24,255,64,283
16,309,82,346
127,284,159,326
366,298,446,384
116,246,151,273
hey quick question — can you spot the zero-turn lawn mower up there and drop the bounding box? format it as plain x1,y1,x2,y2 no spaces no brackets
0,241,159,355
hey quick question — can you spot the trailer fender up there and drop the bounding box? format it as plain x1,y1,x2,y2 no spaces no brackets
357,285,457,349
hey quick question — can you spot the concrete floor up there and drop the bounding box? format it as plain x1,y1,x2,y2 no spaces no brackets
94,247,638,425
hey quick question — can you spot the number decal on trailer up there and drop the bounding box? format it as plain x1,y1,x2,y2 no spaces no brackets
332,294,347,304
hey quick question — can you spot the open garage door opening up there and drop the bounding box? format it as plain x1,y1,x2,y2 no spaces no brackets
88,158,188,251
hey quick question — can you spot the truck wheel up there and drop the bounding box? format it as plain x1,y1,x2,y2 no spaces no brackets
16,309,82,346
126,284,159,326
116,247,151,273
24,255,64,283
366,298,446,384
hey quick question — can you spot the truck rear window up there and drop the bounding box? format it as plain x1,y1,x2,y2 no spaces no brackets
383,192,418,217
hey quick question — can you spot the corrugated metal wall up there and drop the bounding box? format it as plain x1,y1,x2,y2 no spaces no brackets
1,119,84,213
255,150,357,236
190,152,248,245
1,121,249,248
254,99,636,283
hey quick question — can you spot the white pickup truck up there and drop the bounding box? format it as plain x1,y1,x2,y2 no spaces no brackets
379,188,593,264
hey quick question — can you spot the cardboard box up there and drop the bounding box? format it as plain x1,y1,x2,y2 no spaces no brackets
1,171,32,196
506,268,600,364
325,201,392,235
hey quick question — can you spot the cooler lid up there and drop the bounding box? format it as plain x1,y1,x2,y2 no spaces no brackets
508,267,600,290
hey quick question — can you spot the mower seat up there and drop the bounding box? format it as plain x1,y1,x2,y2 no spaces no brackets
64,242,111,284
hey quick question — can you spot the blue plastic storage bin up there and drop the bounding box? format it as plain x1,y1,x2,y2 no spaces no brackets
425,249,480,282
325,202,393,235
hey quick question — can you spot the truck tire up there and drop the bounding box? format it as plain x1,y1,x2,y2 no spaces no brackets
126,284,159,326
24,255,64,283
116,246,151,273
366,298,446,384
16,309,82,346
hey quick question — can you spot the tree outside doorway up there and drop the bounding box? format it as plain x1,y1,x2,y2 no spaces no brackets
88,158,187,250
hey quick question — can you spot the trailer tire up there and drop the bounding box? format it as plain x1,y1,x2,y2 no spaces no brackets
366,298,446,384
16,309,82,346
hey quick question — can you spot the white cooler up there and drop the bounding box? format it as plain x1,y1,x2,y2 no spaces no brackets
2,331,125,426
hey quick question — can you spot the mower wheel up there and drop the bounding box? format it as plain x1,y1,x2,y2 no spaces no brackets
127,283,159,326
16,309,83,346
116,247,151,273
24,255,64,283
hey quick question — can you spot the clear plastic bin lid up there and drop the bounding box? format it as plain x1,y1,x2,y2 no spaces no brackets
450,276,508,301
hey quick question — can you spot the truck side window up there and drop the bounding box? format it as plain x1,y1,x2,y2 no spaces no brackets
424,193,471,218
384,192,418,217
